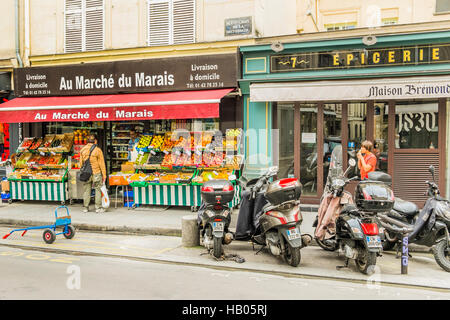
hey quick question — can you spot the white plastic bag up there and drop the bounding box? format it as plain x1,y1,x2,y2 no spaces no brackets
101,184,110,209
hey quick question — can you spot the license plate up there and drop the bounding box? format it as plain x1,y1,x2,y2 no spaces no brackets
212,222,224,232
366,236,381,248
287,227,301,240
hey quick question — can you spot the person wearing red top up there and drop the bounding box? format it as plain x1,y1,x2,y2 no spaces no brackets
357,140,377,180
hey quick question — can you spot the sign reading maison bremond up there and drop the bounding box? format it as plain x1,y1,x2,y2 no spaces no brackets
14,53,239,97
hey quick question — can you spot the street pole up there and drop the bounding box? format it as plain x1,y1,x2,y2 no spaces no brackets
401,234,408,274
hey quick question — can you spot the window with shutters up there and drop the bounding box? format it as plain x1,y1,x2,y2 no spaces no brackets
65,0,104,53
148,0,195,47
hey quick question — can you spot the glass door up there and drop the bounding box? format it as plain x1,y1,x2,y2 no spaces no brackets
299,104,318,196
276,104,295,178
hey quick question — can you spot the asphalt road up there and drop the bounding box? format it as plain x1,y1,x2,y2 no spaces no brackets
0,243,449,300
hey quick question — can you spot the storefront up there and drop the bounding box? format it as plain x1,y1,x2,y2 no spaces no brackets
0,53,243,208
240,30,450,206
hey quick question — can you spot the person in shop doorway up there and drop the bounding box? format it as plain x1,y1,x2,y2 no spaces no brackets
357,140,377,180
128,128,140,161
80,134,107,213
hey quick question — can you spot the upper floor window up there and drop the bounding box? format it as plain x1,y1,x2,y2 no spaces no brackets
382,17,398,25
436,0,450,13
148,0,195,46
65,0,104,53
324,22,356,31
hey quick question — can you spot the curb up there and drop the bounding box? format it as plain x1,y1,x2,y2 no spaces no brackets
0,218,431,253
0,219,182,237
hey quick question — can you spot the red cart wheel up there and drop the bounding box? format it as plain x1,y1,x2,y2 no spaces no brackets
43,229,56,244
63,225,75,239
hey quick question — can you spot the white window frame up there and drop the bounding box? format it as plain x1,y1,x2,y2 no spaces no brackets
64,0,105,53
147,0,196,47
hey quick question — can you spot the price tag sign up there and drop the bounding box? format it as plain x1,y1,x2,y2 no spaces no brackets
150,150,156,155
40,152,45,156
139,151,144,155
51,152,56,156
174,150,181,156
163,150,169,155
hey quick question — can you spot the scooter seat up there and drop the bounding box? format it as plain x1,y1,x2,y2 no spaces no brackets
393,198,419,217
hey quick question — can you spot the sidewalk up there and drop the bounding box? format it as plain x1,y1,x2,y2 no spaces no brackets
0,200,319,236
0,200,432,253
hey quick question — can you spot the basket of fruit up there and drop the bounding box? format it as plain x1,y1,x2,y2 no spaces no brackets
17,137,35,152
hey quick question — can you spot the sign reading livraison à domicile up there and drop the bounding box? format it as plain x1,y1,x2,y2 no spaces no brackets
14,53,239,97
250,76,450,102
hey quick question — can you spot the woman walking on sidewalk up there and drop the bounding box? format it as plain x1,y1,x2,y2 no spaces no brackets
80,134,107,213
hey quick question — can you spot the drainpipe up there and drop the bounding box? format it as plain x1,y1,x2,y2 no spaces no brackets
24,0,30,67
15,0,23,144
15,0,23,68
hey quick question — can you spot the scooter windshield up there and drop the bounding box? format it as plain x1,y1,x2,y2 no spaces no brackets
328,144,344,180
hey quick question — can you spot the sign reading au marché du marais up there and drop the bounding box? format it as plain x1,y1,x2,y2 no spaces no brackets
14,53,239,97
270,43,450,73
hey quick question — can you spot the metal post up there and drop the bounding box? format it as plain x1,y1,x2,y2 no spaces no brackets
401,235,408,274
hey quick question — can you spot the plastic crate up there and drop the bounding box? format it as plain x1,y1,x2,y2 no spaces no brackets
124,191,134,198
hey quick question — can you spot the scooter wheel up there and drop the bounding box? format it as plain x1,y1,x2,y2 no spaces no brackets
213,236,223,259
284,242,301,267
43,229,56,244
316,238,338,251
433,240,450,272
355,251,377,275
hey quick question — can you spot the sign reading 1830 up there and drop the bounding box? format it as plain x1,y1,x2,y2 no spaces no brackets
270,43,450,73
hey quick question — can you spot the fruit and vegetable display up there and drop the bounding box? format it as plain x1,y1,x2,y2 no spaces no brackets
149,135,164,149
74,130,90,145
137,135,152,149
192,169,235,184
17,138,35,152
9,168,66,181
11,133,73,181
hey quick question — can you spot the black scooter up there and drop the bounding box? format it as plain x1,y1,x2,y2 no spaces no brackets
313,146,392,274
198,179,235,258
377,165,450,272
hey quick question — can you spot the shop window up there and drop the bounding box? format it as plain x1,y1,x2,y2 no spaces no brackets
395,101,439,149
148,0,195,46
374,102,389,172
436,0,450,13
64,0,104,53
323,103,342,183
347,102,367,178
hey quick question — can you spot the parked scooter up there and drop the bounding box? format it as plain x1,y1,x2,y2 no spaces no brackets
235,166,312,267
313,145,393,274
198,179,235,258
377,165,450,272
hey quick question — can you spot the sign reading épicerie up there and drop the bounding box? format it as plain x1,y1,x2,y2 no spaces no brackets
14,53,239,97
271,43,450,73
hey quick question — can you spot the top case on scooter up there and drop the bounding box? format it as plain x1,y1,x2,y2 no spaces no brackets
201,180,235,205
265,178,302,206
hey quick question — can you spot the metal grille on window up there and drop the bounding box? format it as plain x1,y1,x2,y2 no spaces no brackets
148,0,195,47
64,0,104,53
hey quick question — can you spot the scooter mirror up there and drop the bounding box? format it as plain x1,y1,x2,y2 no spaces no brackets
348,158,356,167
269,166,279,174
429,165,435,180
